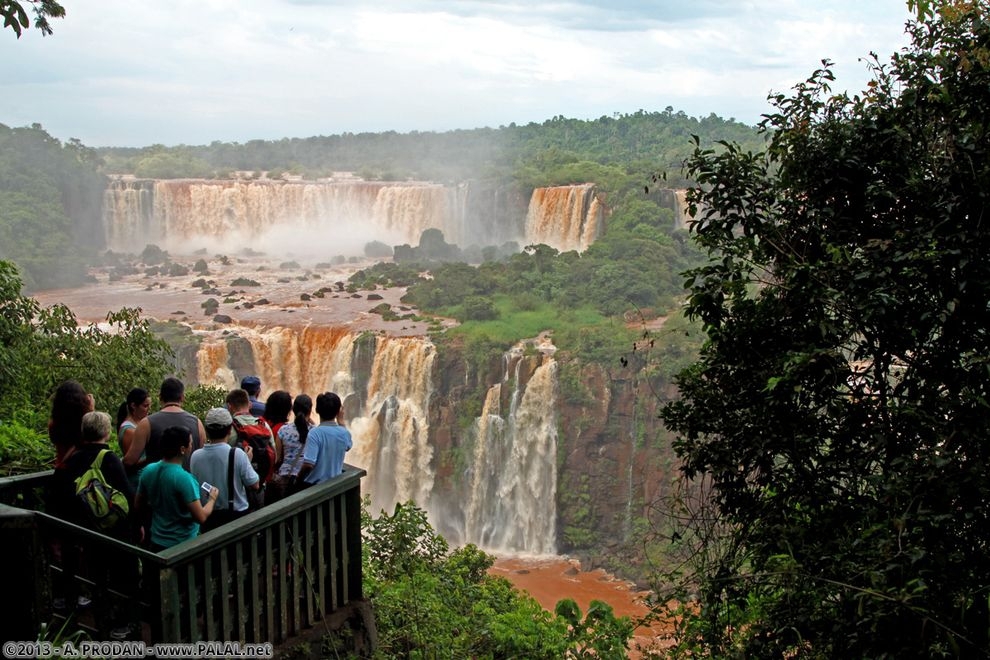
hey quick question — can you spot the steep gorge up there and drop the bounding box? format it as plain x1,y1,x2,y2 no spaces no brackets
174,323,675,579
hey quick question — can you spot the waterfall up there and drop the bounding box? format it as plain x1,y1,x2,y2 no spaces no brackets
196,338,235,389
463,384,507,546
103,179,461,256
195,324,355,396
524,184,604,252
460,349,559,555
673,188,692,230
350,336,437,515
104,179,607,257
194,327,437,512
103,180,155,250
374,185,459,246
191,326,558,554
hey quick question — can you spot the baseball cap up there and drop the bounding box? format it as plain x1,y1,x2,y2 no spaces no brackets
204,407,233,427
241,375,261,390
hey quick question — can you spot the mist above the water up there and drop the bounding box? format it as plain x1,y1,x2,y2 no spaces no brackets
157,214,411,263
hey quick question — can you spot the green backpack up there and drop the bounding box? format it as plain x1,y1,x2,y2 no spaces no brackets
74,449,129,530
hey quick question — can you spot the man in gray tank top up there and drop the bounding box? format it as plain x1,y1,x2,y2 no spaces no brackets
123,377,205,473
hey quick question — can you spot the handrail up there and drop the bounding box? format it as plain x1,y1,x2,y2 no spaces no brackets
157,467,364,564
0,464,366,643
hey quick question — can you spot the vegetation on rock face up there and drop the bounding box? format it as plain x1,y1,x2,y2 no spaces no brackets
660,4,990,657
350,215,703,359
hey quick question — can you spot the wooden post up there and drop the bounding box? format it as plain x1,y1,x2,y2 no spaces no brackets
0,505,47,641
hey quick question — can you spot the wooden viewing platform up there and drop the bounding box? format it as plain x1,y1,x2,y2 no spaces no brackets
0,465,367,647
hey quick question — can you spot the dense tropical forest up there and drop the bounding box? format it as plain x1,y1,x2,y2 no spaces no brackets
658,3,990,657
0,125,105,289
96,108,762,186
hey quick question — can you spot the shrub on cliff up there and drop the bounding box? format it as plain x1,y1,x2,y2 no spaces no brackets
461,296,498,321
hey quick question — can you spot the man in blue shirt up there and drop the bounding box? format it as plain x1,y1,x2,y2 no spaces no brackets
240,375,265,418
298,392,352,485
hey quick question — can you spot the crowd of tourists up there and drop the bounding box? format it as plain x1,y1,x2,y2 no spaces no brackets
43,375,353,638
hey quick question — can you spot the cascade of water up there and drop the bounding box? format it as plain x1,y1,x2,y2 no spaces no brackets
349,337,437,515
103,180,154,251
463,384,507,544
192,326,558,555
374,185,454,245
243,326,305,395
524,184,603,252
103,179,461,255
583,194,604,248
195,325,355,398
196,338,236,389
104,179,608,257
673,189,692,230
301,327,357,395
458,350,559,555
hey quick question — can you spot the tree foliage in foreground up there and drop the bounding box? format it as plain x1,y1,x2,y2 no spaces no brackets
1,0,63,38
360,502,634,659
661,4,990,657
0,259,173,461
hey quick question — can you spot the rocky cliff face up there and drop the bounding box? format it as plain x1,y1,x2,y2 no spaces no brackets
168,323,676,584
554,361,678,582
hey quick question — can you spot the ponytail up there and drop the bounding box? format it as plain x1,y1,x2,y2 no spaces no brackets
292,394,313,445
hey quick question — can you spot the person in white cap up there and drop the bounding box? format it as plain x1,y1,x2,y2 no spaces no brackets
189,407,260,533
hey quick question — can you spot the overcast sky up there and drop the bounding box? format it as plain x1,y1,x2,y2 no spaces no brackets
0,1,914,148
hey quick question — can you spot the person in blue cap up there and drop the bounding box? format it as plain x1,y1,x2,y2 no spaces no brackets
240,375,265,417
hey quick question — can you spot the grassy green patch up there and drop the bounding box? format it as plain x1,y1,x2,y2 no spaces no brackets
443,296,617,347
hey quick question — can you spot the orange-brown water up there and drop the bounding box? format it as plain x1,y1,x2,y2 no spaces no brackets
493,557,675,657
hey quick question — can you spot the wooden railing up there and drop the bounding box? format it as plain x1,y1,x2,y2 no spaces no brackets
0,465,365,643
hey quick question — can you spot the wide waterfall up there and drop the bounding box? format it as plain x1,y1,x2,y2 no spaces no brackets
198,325,357,396
192,325,558,555
103,179,463,256
102,178,621,256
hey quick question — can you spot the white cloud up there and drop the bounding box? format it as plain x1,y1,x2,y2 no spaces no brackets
0,0,913,146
